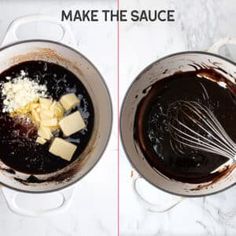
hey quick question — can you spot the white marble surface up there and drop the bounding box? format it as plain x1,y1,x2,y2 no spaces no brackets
120,0,236,235
0,1,117,236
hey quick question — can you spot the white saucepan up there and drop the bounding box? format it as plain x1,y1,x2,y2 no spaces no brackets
0,15,112,205
121,38,236,201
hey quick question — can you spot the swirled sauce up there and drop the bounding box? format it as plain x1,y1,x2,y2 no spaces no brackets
135,69,236,183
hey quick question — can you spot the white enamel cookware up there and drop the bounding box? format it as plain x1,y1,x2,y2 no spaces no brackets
0,15,112,216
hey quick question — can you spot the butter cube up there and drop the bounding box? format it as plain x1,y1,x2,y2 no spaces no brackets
40,109,54,120
59,111,85,136
59,93,80,111
41,118,58,127
36,137,47,145
50,101,64,118
49,125,60,132
40,98,52,109
49,138,77,161
30,103,39,110
32,109,40,123
38,126,52,140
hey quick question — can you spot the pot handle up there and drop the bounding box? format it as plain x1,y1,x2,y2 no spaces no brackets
1,14,77,47
132,171,184,212
2,186,74,217
208,37,236,54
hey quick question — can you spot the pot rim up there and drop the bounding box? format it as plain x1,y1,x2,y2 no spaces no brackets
0,39,113,194
120,50,236,197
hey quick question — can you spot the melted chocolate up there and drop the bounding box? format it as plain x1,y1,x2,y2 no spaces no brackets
0,61,94,174
135,69,236,183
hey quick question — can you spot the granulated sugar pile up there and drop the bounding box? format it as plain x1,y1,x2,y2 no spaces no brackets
1,70,47,113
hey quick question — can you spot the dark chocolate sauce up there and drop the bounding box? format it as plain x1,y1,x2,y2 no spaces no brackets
135,69,236,183
0,61,94,174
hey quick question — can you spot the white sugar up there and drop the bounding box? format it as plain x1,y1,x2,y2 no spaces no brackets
1,70,48,113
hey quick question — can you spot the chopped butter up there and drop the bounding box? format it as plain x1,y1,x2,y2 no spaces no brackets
59,93,80,111
49,138,77,161
40,109,54,120
41,118,58,127
38,126,52,140
36,137,47,145
31,109,40,123
59,111,85,136
39,98,52,109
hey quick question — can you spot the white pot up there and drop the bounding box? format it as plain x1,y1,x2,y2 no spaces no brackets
0,16,112,194
121,40,236,197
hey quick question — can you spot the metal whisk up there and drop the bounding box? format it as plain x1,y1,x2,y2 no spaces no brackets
167,101,236,172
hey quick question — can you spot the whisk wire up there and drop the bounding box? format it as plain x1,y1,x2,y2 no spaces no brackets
167,100,236,162
179,104,236,155
187,101,236,151
170,122,235,159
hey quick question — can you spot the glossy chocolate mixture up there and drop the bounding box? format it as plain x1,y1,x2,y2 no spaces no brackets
0,61,94,174
135,69,236,183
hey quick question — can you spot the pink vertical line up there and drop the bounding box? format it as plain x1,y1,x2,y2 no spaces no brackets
117,0,120,235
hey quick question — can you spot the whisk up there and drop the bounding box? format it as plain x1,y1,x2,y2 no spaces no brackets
167,100,236,173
